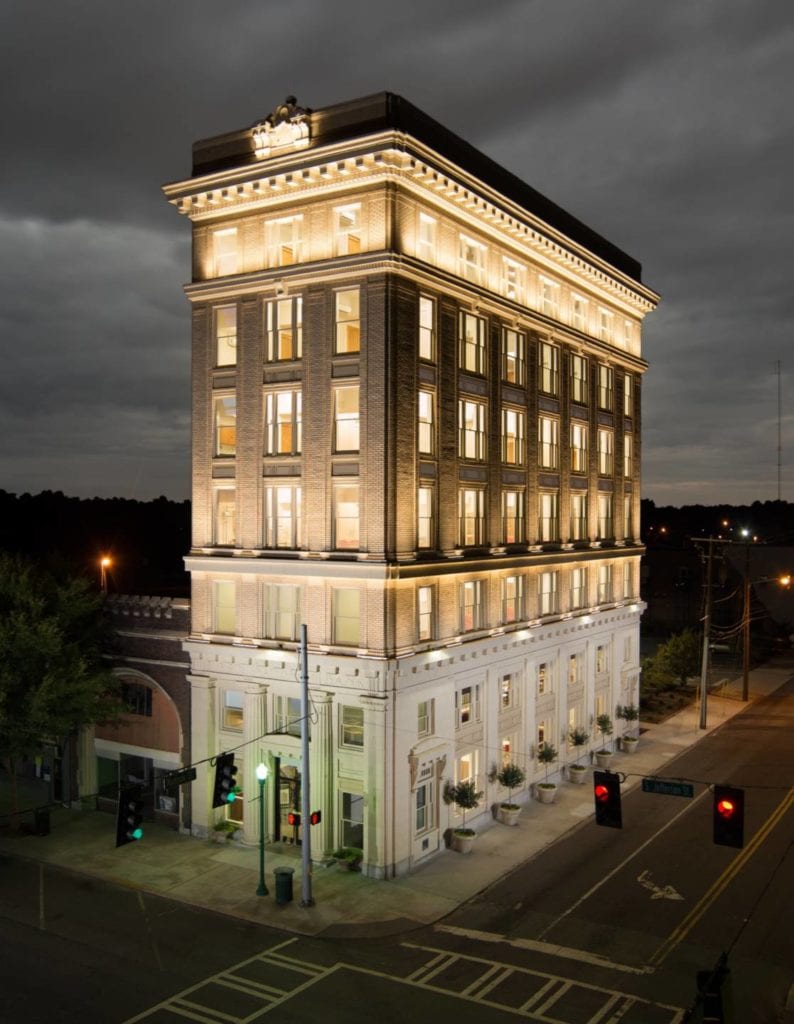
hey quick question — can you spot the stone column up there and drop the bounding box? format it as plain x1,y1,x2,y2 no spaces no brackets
188,674,216,838
308,690,334,859
362,696,389,875
242,682,269,845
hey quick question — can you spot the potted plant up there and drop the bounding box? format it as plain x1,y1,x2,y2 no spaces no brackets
567,727,590,783
617,703,640,752
445,779,483,853
332,846,363,871
211,819,237,843
595,714,614,768
536,742,558,804
496,762,526,825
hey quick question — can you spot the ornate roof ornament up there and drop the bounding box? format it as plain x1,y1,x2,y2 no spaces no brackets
252,96,311,160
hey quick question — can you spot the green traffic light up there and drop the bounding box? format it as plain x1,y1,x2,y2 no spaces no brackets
132,827,143,840
225,792,236,803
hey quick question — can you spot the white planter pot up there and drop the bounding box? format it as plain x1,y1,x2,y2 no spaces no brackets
622,737,639,754
568,764,587,784
452,830,476,853
498,805,521,826
595,751,614,769
537,784,557,804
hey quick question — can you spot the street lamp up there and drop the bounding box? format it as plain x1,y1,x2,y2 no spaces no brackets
255,762,269,896
99,556,111,593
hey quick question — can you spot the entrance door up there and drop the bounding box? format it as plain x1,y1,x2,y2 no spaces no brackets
276,763,302,845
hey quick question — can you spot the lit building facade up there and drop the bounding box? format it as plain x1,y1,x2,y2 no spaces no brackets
164,93,659,876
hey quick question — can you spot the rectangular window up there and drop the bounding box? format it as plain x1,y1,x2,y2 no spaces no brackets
415,780,435,834
456,684,481,726
264,484,301,549
266,216,303,267
341,791,364,849
624,494,633,541
624,373,633,418
417,214,437,264
570,353,588,404
502,408,525,465
570,493,588,541
568,654,581,686
264,390,302,455
540,278,560,318
501,575,525,624
597,563,613,604
213,580,236,635
624,636,632,663
571,295,587,332
598,308,613,342
418,699,434,738
624,435,633,478
214,488,236,547
417,487,434,549
417,586,434,641
538,491,560,543
501,736,514,767
335,204,361,256
459,234,486,285
570,567,587,610
459,398,486,460
623,320,633,351
214,396,236,457
623,562,633,599
215,306,237,366
418,390,435,455
262,584,300,641
598,429,614,476
419,296,435,361
537,662,549,696
341,705,364,748
275,695,303,737
334,385,360,452
502,257,525,302
335,289,360,354
459,580,484,633
333,483,360,550
459,488,485,547
597,494,614,540
500,674,515,710
502,327,526,385
333,589,360,647
538,341,559,395
596,644,608,675
222,690,243,730
502,490,525,545
598,365,614,411
266,297,303,362
213,228,238,277
538,416,559,469
571,422,588,474
460,311,486,375
539,571,559,616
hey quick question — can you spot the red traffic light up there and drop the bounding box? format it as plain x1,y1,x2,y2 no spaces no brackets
594,784,609,803
310,810,322,826
716,798,735,818
713,785,744,848
287,811,301,827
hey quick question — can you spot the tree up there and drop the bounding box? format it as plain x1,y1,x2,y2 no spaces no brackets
643,629,700,690
0,554,123,819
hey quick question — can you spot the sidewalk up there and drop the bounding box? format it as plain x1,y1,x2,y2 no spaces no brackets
1,660,791,939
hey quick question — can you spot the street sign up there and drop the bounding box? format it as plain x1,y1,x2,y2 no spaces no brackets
642,777,694,798
165,767,197,790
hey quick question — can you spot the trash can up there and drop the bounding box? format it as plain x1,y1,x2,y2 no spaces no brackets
274,866,294,905
34,808,50,836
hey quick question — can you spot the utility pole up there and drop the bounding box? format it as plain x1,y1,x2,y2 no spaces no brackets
299,624,314,907
742,540,751,702
697,538,718,730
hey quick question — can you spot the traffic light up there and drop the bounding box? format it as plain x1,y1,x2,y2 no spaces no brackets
696,953,731,1022
593,770,622,829
713,785,744,848
310,810,322,826
287,811,301,827
212,753,238,809
116,786,144,848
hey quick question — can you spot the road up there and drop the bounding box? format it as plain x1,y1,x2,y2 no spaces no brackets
0,680,791,1023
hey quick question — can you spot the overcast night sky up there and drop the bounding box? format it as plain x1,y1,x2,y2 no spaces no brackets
1,1,791,507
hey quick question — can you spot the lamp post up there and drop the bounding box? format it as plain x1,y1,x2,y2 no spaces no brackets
99,556,111,594
255,762,269,897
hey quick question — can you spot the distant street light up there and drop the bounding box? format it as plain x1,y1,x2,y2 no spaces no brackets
741,537,790,701
99,556,112,594
256,762,269,897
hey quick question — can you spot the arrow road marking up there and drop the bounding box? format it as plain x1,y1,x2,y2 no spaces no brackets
637,869,684,901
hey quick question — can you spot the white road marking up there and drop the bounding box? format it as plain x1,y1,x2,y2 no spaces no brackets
637,869,685,901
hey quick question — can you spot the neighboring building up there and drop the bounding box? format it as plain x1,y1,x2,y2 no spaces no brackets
164,93,659,876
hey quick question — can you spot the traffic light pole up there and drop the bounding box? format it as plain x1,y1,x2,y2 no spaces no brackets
698,538,716,730
299,624,314,908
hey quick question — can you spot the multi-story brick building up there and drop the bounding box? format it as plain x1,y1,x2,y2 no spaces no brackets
164,93,659,876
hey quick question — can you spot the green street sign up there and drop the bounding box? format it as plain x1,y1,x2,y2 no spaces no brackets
642,778,694,799
165,767,197,790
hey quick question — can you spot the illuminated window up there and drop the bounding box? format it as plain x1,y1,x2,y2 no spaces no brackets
417,586,434,641
460,311,486,374
501,575,525,624
540,278,559,318
262,584,300,641
456,683,481,725
571,422,588,474
415,780,435,834
459,399,486,460
335,289,360,354
417,214,436,263
537,662,549,696
340,791,363,847
222,690,243,730
538,491,560,543
570,493,588,541
266,215,303,267
597,563,613,604
264,389,301,456
624,435,633,478
538,341,559,395
598,308,613,342
335,205,361,255
213,228,238,277
214,488,236,546
333,589,360,646
459,234,486,285
333,483,360,550
538,416,559,469
623,320,633,350
624,494,633,540
500,674,516,710
597,494,614,540
264,484,301,549
570,353,588,404
501,736,514,767
418,390,435,455
624,373,633,418
266,297,302,361
502,490,525,545
502,257,525,302
598,429,614,476
568,654,581,685
214,396,236,457
341,705,364,747
571,295,587,332
215,306,237,366
596,644,608,674
598,365,614,411
417,487,434,549
459,488,485,547
275,696,304,737
502,408,525,465
418,699,434,737
334,385,360,452
538,571,559,616
537,721,548,749
502,327,525,385
213,581,236,635
570,567,587,610
419,296,435,361
459,581,484,633
623,562,634,599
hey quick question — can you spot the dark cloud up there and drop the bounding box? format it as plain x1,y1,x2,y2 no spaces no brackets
1,0,792,502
